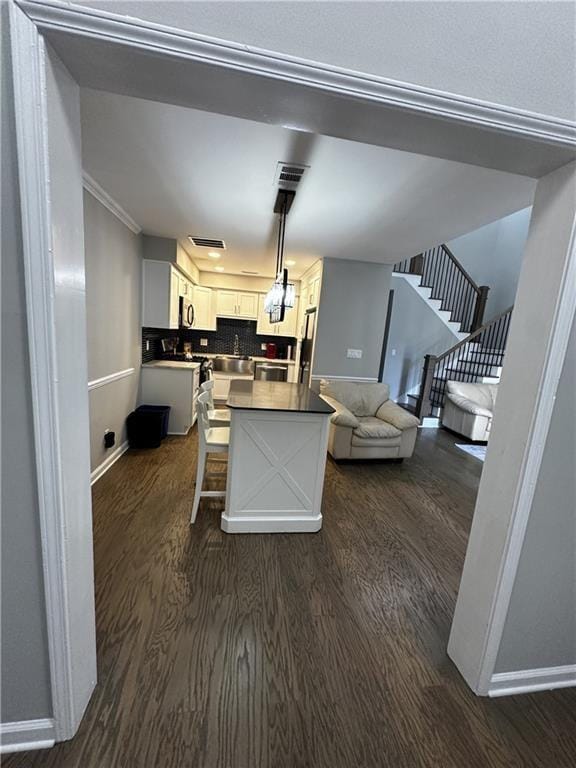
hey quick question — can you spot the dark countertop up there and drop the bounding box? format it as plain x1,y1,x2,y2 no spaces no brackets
227,380,335,414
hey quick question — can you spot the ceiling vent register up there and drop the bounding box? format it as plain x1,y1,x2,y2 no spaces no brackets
188,236,226,249
274,162,308,188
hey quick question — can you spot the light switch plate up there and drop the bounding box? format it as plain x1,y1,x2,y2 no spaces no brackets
347,348,363,359
261,343,267,351
200,338,208,347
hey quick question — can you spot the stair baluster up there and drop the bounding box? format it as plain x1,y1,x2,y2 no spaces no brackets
415,306,513,419
394,244,489,334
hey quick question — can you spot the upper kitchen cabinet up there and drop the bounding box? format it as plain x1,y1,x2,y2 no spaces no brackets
297,261,323,336
142,260,180,329
192,285,216,330
215,290,258,319
256,294,299,337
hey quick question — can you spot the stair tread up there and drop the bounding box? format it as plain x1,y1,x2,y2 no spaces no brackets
397,401,417,414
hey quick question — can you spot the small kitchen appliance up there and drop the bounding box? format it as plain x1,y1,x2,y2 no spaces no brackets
265,342,277,359
179,296,195,329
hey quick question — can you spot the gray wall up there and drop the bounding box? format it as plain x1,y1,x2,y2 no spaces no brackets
446,208,532,319
495,314,576,673
1,1,53,721
313,258,392,381
84,191,142,471
383,275,458,401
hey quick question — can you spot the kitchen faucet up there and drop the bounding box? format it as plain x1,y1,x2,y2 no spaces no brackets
233,334,240,356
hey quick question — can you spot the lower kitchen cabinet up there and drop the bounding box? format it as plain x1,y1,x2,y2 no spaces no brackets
140,362,200,434
212,372,254,402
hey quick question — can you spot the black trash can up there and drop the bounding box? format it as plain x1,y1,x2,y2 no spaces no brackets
127,405,171,448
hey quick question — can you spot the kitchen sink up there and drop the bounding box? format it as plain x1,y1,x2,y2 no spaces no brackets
212,356,255,375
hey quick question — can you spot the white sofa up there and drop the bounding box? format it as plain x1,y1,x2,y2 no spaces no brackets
319,380,420,460
442,381,498,442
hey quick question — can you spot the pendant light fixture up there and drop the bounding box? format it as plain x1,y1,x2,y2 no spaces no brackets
265,190,296,323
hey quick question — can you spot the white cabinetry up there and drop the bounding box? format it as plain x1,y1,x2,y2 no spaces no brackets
192,285,216,330
142,260,181,329
256,294,299,337
297,262,323,338
179,275,192,297
140,362,200,434
216,290,258,319
212,372,254,402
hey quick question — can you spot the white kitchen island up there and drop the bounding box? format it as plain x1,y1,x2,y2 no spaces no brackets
221,380,334,534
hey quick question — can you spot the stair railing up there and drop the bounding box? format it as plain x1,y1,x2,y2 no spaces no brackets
415,306,513,419
394,245,489,333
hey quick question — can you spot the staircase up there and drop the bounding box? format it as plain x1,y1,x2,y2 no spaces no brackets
394,245,490,335
393,244,513,420
412,306,513,418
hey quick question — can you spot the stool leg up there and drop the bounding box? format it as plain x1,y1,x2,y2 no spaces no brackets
191,447,207,524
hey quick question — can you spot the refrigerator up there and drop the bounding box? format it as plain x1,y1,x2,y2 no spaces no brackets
299,307,317,387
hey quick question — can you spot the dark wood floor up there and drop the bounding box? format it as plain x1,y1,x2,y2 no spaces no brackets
6,429,576,767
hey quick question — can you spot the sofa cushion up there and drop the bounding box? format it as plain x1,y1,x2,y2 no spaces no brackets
320,380,390,417
352,433,402,448
446,381,497,410
320,394,360,428
353,416,401,440
376,400,420,430
446,394,493,418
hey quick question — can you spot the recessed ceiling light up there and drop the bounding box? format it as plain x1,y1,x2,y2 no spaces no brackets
214,265,225,272
208,252,221,259
285,259,296,267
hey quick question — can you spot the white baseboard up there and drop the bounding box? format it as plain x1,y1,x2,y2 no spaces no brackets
0,718,55,754
221,513,322,534
489,664,576,697
90,440,129,485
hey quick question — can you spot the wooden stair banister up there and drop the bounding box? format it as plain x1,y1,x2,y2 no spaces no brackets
415,305,513,419
394,244,490,334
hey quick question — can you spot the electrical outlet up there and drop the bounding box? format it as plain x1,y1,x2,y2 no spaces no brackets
200,338,208,347
261,343,267,351
104,429,115,449
347,348,363,359
391,348,396,357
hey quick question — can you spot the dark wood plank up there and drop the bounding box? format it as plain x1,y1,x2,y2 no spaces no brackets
5,428,576,768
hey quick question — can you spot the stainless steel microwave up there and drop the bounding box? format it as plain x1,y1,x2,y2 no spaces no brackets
179,296,195,329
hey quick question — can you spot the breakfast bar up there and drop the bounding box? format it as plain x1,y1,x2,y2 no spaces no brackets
221,379,334,533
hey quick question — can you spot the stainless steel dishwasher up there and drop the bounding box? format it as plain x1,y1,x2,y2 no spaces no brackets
254,362,289,382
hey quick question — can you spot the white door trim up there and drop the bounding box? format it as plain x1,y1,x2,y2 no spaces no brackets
9,3,81,741
8,0,576,745
15,0,576,147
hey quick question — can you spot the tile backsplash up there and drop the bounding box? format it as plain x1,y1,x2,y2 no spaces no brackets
142,318,296,363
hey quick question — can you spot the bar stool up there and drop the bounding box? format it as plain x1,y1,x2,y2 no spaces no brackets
199,380,231,427
191,391,229,524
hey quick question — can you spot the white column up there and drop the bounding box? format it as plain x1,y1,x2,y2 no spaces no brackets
448,161,576,694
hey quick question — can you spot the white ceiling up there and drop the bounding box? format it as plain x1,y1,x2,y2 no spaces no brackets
80,89,535,279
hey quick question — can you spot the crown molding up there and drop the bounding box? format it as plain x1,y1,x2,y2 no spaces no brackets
82,172,141,234
18,0,576,149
